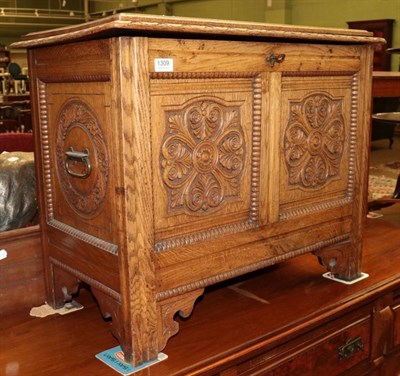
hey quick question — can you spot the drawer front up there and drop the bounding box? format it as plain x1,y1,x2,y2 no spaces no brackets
236,316,371,376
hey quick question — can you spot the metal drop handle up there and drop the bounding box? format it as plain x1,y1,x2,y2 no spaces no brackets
338,337,364,360
65,147,92,179
266,52,286,68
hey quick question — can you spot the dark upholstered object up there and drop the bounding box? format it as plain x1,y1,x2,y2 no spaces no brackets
0,152,37,231
7,62,29,93
0,132,34,153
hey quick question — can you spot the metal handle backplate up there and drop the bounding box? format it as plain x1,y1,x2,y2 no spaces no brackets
338,337,364,360
65,147,92,179
266,52,286,68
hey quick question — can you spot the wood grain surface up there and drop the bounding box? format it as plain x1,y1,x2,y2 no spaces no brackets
1,211,399,375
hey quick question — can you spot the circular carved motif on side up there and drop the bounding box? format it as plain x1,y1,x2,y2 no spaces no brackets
55,98,109,217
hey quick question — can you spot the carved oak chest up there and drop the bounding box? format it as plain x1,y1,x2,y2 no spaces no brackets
13,14,382,367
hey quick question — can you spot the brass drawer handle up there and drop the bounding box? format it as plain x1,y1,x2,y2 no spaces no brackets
266,52,286,68
338,337,364,360
65,147,92,179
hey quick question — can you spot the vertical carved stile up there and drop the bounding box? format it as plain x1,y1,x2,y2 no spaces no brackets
347,73,359,199
116,37,158,366
348,47,375,279
38,80,54,220
251,75,262,224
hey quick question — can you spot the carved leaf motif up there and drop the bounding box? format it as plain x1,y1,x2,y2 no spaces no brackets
218,131,244,173
324,119,345,156
187,106,204,140
170,189,185,209
161,137,193,187
288,164,304,186
284,125,308,166
186,102,222,141
305,95,330,129
303,156,328,187
160,99,245,214
290,104,308,128
186,173,223,212
205,104,222,138
284,93,345,190
168,114,184,133
225,109,240,129
219,175,240,197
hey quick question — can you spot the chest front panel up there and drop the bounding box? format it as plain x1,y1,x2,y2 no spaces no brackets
148,39,361,254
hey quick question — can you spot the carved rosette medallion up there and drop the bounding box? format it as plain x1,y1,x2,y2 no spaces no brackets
284,93,345,189
55,99,109,217
160,99,245,213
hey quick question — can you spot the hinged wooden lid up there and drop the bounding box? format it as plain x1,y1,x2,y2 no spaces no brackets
12,13,385,49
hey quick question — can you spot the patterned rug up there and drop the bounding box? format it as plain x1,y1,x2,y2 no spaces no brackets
369,160,400,201
368,174,398,200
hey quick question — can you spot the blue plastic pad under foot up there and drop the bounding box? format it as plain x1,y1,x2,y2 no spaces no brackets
96,346,168,375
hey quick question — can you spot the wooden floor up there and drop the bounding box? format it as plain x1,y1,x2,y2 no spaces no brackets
1,205,400,376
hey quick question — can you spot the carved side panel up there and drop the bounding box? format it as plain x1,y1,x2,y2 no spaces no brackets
41,81,118,246
151,76,261,251
279,74,357,219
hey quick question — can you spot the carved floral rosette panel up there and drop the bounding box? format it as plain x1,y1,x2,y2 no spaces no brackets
160,99,246,214
55,98,109,218
151,76,259,252
279,74,357,219
284,93,345,189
